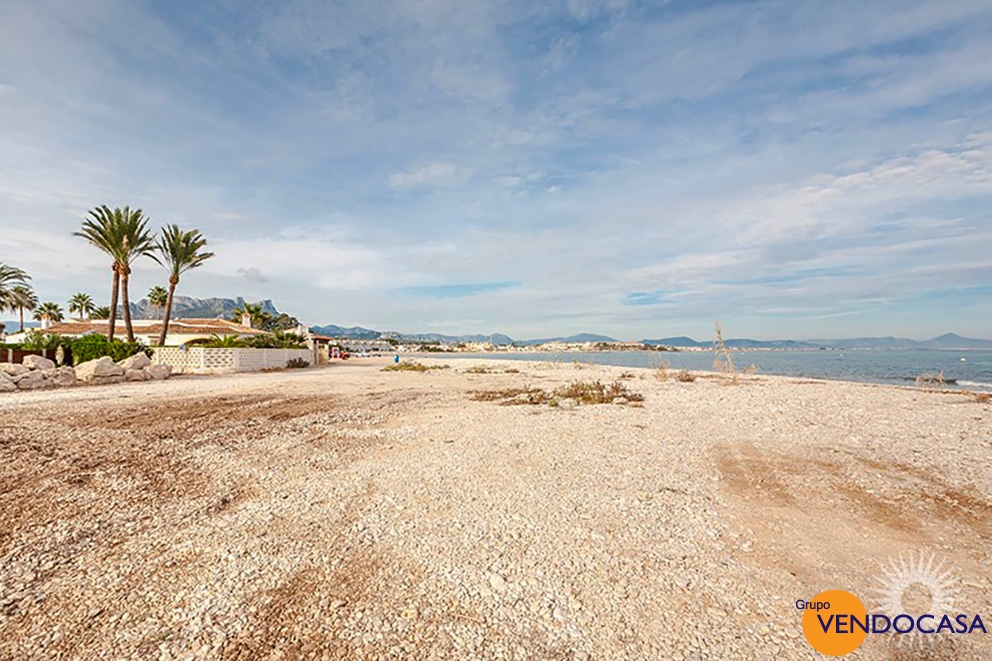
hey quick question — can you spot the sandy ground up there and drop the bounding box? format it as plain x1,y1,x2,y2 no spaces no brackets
1,357,990,660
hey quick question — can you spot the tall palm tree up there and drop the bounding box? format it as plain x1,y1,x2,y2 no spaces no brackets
68,292,96,321
152,225,214,346
92,306,111,320
0,263,30,310
147,285,168,320
229,301,271,329
33,302,65,323
75,205,156,342
8,286,38,332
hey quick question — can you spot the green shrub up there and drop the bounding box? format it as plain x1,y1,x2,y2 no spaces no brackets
286,357,309,369
20,331,67,351
70,334,150,365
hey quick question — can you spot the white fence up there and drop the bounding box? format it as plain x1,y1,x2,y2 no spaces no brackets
152,347,314,374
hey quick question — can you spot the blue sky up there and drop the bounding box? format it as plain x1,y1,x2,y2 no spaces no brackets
1,0,991,340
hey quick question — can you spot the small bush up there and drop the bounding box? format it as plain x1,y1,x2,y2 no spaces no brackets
504,367,520,374
465,366,494,374
969,391,990,404
619,371,635,379
286,357,309,369
70,334,150,365
675,369,696,383
20,331,66,352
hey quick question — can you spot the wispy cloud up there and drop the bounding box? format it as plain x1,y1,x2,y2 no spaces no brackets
1,0,991,339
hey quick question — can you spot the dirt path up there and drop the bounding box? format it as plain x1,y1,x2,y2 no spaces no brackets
1,359,990,659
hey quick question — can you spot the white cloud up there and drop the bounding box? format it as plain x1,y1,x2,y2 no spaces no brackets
389,162,472,190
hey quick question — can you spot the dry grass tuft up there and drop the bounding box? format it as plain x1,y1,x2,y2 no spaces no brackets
675,369,696,383
650,357,670,381
915,370,945,391
971,391,991,404
470,380,644,406
713,320,739,385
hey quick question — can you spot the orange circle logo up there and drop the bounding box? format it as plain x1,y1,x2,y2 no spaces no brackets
801,590,868,656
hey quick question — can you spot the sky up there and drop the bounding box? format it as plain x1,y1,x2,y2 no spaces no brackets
1,0,991,341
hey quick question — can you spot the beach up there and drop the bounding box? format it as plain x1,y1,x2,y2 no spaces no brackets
1,358,990,659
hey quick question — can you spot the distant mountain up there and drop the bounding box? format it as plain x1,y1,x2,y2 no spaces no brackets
310,324,384,340
516,333,619,346
644,334,992,350
129,296,280,320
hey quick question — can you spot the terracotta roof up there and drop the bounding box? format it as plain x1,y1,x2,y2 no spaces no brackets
44,318,268,337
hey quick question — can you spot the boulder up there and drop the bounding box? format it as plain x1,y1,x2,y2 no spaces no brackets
0,362,30,377
119,352,151,371
44,366,78,387
143,364,172,380
23,355,56,371
0,372,16,392
125,368,147,382
76,356,124,382
14,370,52,390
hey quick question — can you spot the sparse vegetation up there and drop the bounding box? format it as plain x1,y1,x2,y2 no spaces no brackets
675,369,696,383
464,365,522,374
471,380,644,406
382,361,450,372
285,357,309,369
974,392,991,404
619,371,635,379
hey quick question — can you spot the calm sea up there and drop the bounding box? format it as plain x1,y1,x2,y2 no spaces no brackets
444,349,992,392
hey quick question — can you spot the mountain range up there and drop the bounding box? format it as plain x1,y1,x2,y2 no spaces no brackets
3,296,990,349
128,296,280,320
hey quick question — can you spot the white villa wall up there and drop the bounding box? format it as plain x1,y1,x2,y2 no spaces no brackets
152,347,313,374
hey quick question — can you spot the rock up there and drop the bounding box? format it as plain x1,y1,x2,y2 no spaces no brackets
125,368,147,382
43,367,78,387
0,372,16,392
143,364,172,380
558,398,577,410
14,370,52,390
76,356,124,382
0,363,30,377
488,573,507,592
119,352,151,371
23,355,56,371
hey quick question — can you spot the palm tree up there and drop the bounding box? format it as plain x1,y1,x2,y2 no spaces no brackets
147,285,168,320
68,292,96,321
0,263,30,310
75,205,156,342
152,225,214,346
33,302,65,323
92,306,111,320
229,301,271,329
7,285,37,332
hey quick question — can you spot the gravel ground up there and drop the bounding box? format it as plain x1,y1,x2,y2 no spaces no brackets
1,357,990,660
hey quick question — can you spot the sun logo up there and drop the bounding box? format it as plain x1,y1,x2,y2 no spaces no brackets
869,552,964,651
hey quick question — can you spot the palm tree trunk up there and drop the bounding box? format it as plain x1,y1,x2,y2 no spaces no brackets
157,279,178,347
18,306,24,332
108,265,120,341
121,266,135,343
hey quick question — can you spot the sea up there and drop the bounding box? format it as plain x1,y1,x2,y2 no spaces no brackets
443,349,992,392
